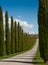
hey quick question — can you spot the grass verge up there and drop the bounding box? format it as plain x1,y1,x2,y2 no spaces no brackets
33,48,48,65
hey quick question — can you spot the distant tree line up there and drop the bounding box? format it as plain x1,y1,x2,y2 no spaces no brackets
0,6,36,57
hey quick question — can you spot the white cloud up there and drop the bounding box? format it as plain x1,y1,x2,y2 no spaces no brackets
3,13,11,28
18,16,21,18
17,16,24,19
14,19,34,29
14,19,34,34
3,12,5,25
3,12,34,34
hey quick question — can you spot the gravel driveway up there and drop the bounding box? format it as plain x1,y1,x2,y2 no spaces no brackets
0,39,38,65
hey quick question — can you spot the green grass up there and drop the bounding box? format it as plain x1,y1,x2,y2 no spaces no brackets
0,49,31,59
0,39,36,59
33,48,48,65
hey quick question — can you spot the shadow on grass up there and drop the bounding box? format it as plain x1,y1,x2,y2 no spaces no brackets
0,60,44,64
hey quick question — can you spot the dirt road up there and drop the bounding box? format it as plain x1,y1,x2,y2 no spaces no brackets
0,39,38,65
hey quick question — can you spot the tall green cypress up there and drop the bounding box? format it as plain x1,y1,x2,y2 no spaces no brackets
0,6,5,56
23,33,26,50
14,21,18,53
38,0,48,62
5,11,11,55
19,26,22,52
18,22,21,52
23,33,27,50
11,16,15,54
21,29,24,51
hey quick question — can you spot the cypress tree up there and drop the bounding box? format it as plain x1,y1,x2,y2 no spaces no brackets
18,22,21,52
0,6,5,56
5,11,11,55
14,21,18,53
22,32,25,51
25,33,28,50
38,0,48,62
21,29,24,51
19,26,22,52
23,33,26,50
22,33,26,51
11,16,15,54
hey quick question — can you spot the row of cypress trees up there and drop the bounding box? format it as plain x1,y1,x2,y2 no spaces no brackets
38,0,48,63
0,6,36,57
0,6,5,56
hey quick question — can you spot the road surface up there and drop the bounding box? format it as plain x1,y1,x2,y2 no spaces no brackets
0,39,38,65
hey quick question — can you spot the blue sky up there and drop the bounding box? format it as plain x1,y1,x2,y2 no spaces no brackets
0,0,38,34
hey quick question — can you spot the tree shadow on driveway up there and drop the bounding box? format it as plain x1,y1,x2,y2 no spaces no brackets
0,60,44,64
